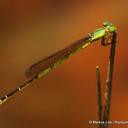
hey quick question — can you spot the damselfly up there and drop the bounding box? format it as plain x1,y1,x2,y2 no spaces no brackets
0,21,116,105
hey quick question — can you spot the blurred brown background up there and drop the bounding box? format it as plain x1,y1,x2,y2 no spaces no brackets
0,0,127,128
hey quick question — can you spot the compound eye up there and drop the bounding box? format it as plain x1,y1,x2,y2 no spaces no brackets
103,21,109,26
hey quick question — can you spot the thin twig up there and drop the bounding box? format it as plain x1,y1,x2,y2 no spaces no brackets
104,32,117,128
96,66,102,128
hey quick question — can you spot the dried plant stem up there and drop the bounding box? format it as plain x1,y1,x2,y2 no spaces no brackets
104,32,117,128
96,66,102,128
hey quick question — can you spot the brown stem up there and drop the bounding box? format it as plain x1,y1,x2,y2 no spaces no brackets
96,66,102,128
103,32,117,128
